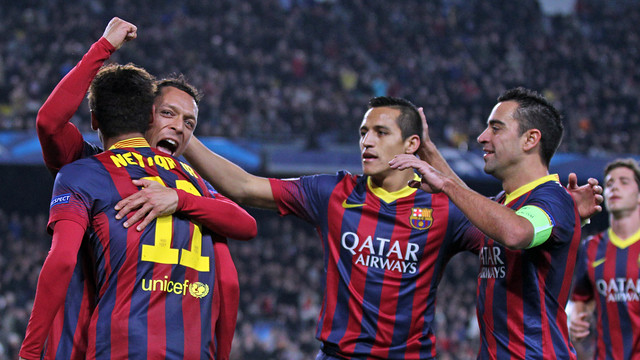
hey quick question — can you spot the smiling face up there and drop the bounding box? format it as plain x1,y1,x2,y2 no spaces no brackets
359,107,408,178
604,166,640,217
145,86,198,157
476,101,527,180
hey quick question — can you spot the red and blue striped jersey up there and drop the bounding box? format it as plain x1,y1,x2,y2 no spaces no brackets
34,36,244,359
48,141,222,359
572,228,640,359
269,171,475,360
474,175,581,360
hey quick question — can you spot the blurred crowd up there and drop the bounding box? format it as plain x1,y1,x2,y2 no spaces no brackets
0,210,49,360
1,0,639,154
0,209,484,360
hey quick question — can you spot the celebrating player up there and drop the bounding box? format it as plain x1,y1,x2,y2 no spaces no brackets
570,158,640,359
20,63,255,359
390,87,585,359
177,96,478,359
31,17,252,360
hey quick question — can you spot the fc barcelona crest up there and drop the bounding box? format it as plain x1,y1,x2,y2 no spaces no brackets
410,207,433,230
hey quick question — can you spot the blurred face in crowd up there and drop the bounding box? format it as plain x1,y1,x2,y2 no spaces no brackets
359,107,410,178
604,166,640,218
477,101,527,180
146,86,198,157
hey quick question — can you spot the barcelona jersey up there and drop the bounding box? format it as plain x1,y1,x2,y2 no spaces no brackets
270,171,474,360
48,139,221,359
572,228,640,360
474,175,581,360
32,37,243,360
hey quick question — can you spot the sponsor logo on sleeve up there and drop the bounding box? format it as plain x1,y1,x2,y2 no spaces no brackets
50,193,71,208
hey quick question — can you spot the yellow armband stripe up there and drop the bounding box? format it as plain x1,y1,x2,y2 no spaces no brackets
516,205,555,249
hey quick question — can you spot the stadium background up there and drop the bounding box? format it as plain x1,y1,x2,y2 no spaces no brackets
0,0,637,358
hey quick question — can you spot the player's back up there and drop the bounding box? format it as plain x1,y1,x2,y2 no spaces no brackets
52,143,220,359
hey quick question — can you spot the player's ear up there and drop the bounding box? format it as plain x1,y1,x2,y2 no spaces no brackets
522,129,541,152
90,111,99,131
149,105,156,125
404,134,421,154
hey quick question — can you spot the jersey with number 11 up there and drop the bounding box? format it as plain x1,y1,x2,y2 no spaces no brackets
48,140,221,359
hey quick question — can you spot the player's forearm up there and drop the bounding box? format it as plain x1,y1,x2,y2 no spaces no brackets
212,241,238,360
20,222,84,359
37,38,115,171
184,137,277,209
176,190,257,240
441,178,534,249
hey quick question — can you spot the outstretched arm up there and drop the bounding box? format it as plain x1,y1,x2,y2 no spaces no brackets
390,155,535,249
184,137,278,209
19,220,85,360
37,17,136,173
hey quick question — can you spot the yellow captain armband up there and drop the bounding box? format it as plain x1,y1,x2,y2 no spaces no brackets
515,205,555,249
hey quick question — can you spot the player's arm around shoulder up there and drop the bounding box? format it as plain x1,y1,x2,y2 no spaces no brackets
389,154,535,249
445,178,537,249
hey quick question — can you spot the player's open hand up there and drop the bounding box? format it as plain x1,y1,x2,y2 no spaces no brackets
114,179,179,231
102,17,137,50
566,173,603,221
389,154,446,193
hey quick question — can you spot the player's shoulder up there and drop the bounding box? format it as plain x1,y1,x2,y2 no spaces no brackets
59,155,101,173
530,178,573,204
57,153,108,182
82,141,103,158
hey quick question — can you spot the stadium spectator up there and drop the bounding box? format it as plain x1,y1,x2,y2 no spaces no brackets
1,0,639,154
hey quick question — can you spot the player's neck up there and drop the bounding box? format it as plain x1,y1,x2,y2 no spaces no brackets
500,160,549,194
370,168,415,193
610,209,640,240
103,132,146,150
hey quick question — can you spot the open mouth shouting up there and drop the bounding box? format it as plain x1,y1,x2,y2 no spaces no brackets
156,138,179,156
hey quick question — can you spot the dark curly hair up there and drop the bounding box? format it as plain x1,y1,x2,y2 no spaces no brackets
87,63,156,138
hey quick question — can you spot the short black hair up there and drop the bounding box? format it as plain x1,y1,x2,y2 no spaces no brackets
88,63,156,138
497,87,563,167
156,74,201,105
368,96,422,140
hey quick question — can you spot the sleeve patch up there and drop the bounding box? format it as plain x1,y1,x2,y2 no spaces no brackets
50,193,72,208
516,205,555,248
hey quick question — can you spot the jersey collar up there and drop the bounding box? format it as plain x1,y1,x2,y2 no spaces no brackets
609,227,640,249
108,137,150,150
367,174,420,204
504,174,560,205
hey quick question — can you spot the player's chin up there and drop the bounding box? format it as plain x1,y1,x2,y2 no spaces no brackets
361,163,378,176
